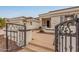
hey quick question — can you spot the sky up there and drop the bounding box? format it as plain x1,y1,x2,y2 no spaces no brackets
0,6,72,18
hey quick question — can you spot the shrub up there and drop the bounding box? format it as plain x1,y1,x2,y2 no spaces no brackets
0,18,6,29
39,26,44,33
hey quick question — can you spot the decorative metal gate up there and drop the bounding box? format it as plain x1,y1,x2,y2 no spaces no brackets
6,23,26,51
55,18,79,52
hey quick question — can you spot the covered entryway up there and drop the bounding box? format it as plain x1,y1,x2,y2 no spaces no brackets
42,18,51,28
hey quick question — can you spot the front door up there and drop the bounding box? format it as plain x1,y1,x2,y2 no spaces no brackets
47,20,50,28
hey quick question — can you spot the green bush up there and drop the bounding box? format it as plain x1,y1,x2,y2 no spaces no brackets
0,18,6,29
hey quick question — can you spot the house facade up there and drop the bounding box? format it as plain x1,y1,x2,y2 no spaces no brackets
39,6,79,31
5,16,33,25
5,16,40,29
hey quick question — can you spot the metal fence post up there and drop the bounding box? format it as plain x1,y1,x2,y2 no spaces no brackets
6,23,8,52
24,23,26,46
76,18,79,52
55,25,58,52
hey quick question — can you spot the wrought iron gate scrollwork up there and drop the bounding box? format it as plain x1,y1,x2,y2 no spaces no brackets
6,23,26,51
55,18,79,52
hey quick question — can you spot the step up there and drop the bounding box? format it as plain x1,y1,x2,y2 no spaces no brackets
17,48,34,52
32,37,53,44
29,42,54,51
27,44,53,52
12,47,34,52
30,40,54,51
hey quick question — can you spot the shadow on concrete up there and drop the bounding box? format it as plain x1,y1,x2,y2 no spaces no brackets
37,31,55,35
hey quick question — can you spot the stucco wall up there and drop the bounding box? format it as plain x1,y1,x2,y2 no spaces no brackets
26,30,32,45
77,14,79,18
32,21,40,29
51,16,60,30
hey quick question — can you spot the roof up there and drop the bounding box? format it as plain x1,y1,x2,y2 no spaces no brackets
49,6,79,13
5,16,34,21
39,6,79,16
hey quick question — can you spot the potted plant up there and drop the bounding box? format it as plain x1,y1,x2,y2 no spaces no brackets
39,26,44,33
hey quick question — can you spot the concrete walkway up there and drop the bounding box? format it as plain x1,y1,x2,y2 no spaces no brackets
18,30,55,52
0,29,55,52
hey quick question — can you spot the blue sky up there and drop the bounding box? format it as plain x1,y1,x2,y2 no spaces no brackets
0,6,72,18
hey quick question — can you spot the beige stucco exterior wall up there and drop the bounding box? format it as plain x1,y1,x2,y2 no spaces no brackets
32,21,40,29
26,27,32,45
51,16,60,29
39,17,43,27
77,14,79,18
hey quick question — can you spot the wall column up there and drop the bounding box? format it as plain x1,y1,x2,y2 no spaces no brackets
39,17,42,27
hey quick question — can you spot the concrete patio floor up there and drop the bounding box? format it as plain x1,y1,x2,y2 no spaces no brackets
18,30,55,52
0,29,55,52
